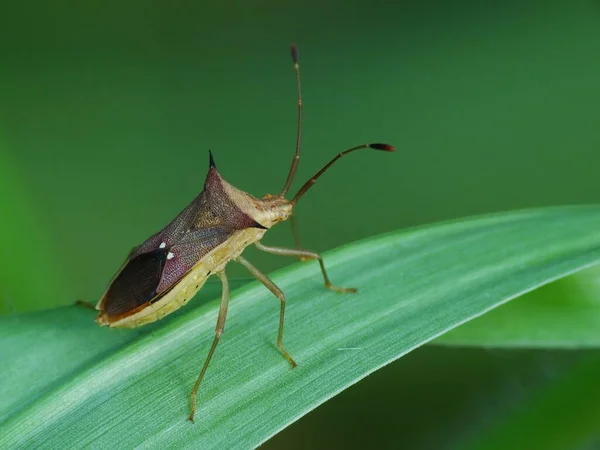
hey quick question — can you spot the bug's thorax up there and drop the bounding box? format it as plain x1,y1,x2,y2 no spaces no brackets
217,172,292,229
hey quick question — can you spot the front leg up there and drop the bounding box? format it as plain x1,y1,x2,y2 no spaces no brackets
255,241,356,293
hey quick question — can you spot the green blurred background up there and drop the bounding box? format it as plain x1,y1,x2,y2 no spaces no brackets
2,0,600,447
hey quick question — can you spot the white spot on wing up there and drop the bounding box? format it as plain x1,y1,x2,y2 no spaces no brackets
159,242,166,249
167,252,174,260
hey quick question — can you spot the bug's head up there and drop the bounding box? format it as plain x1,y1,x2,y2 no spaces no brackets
278,44,395,208
257,193,293,227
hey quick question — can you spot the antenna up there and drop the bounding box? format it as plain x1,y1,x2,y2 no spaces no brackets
291,143,395,205
280,44,302,196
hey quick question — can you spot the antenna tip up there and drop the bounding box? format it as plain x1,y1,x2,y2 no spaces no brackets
369,143,395,152
209,150,216,168
290,44,299,65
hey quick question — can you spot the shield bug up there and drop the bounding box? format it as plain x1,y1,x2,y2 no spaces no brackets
95,44,394,422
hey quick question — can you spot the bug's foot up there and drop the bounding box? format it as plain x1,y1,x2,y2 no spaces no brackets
326,284,358,294
278,343,298,368
188,394,197,423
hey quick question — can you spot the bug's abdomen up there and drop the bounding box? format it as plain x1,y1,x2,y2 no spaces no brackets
107,264,212,328
98,227,267,328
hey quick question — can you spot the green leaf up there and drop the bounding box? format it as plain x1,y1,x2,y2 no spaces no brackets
0,278,251,426
3,206,600,449
436,264,600,348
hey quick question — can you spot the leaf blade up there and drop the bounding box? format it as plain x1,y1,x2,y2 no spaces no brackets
436,264,600,348
3,206,600,448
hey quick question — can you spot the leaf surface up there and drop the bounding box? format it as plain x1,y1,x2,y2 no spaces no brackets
3,207,600,449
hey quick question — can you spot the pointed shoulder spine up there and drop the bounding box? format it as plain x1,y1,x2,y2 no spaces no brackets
209,150,216,169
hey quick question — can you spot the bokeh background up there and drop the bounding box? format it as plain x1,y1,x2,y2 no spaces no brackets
2,0,600,447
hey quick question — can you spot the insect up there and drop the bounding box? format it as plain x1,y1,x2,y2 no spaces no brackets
95,44,394,422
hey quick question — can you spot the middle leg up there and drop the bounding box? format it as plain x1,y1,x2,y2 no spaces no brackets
235,255,297,368
255,241,357,293
289,214,309,261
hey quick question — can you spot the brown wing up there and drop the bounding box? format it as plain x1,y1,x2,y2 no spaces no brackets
100,156,263,317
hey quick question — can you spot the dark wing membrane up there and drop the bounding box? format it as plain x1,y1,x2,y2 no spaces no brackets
102,248,170,316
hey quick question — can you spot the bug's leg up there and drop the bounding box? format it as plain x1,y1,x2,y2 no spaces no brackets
235,255,297,368
189,270,230,423
255,241,357,293
289,214,310,261
74,300,96,310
